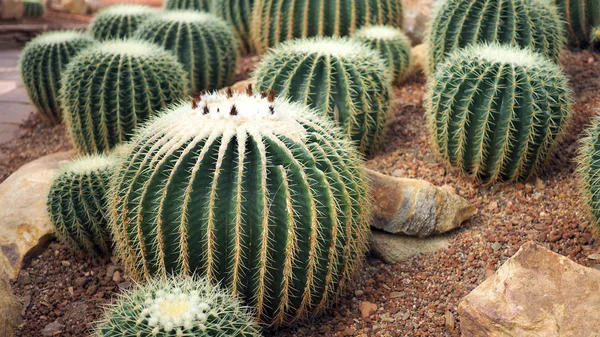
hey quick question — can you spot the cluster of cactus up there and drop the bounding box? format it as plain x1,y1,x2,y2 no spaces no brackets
253,37,392,154
427,0,566,73
164,0,211,11
250,0,404,54
95,276,261,336
426,43,573,182
577,114,600,229
353,25,412,84
214,0,255,54
554,0,600,48
47,154,117,256
134,11,238,93
89,5,156,41
23,0,44,17
19,31,94,125
59,40,189,154
108,90,371,326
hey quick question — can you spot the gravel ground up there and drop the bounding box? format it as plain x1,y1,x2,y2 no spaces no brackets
8,50,600,337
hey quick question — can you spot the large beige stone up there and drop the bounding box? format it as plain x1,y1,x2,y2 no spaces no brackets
459,241,600,337
403,0,435,45
0,151,73,280
49,0,87,14
0,270,22,337
0,0,24,20
403,43,429,80
369,230,450,264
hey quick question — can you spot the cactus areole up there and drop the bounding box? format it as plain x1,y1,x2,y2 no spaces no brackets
109,90,371,326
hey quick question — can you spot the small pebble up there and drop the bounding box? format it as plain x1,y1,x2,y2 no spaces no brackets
359,301,377,318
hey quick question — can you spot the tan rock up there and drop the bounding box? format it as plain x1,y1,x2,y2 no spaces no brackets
0,0,24,20
403,43,429,82
0,151,74,280
50,0,88,14
219,79,253,95
459,241,600,337
369,230,450,264
366,168,476,237
402,0,435,45
0,270,22,337
359,301,377,318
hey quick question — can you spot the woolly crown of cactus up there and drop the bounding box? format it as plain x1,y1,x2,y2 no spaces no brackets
89,4,156,41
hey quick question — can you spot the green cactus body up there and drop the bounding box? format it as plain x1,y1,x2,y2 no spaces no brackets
60,40,189,154
134,11,239,93
577,115,600,229
213,0,255,54
164,0,211,11
19,31,94,125
353,25,411,84
89,5,156,41
250,0,404,54
47,154,117,256
253,37,392,154
95,276,261,336
426,43,573,183
554,0,600,47
427,0,566,73
23,0,44,17
109,91,371,326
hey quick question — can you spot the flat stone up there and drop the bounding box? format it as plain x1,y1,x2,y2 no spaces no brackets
369,230,450,264
0,151,74,280
459,241,600,337
0,270,22,337
0,0,24,20
0,102,33,124
0,123,20,145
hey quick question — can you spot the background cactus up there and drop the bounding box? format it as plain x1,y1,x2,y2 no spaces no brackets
47,154,117,256
253,37,392,154
427,0,566,73
213,0,255,54
164,0,211,11
134,11,238,93
19,31,94,125
89,5,156,41
109,91,371,326
23,0,44,17
353,25,412,85
251,0,404,54
577,114,600,229
95,276,261,337
554,0,600,48
425,43,573,183
60,40,189,154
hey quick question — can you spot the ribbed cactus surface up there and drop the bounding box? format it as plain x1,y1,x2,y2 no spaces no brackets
60,40,189,154
427,0,566,73
251,0,404,54
164,0,211,11
89,5,156,41
426,43,573,182
254,37,392,154
47,154,116,256
109,91,371,326
578,114,600,229
23,0,44,17
213,0,255,54
134,11,238,93
554,0,600,47
19,31,94,124
353,25,411,84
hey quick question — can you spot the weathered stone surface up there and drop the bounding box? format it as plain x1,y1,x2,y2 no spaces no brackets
366,168,476,237
404,43,428,80
219,79,252,95
403,0,435,45
459,241,600,337
369,230,450,264
0,0,24,20
0,270,22,337
0,151,73,280
49,0,88,14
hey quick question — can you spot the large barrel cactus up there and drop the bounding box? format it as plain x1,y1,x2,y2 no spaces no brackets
19,31,94,125
213,0,255,54
426,43,573,183
109,90,371,326
60,40,189,154
427,0,566,73
164,0,211,11
251,0,404,54
47,154,117,256
554,0,600,48
89,5,156,41
134,11,238,93
253,37,392,155
23,0,44,17
353,25,412,84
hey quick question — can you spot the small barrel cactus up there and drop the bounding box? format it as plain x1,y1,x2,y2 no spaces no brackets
134,11,238,93
213,0,255,54
47,154,117,256
109,90,371,326
60,40,189,154
554,0,599,48
353,25,412,84
164,0,211,11
427,0,566,73
577,114,600,229
23,0,44,17
251,0,404,54
426,43,573,183
593,26,600,47
89,5,156,41
19,31,94,125
95,276,261,336
253,37,392,154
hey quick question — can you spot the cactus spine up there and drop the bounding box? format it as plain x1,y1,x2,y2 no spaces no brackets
251,0,404,54
109,91,371,326
134,11,239,93
213,0,255,54
23,0,44,17
47,154,117,256
425,43,573,182
164,0,211,11
353,25,412,84
95,276,261,337
253,37,392,154
19,31,94,125
554,0,600,47
60,40,189,154
89,5,156,41
427,0,566,73
577,114,600,229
